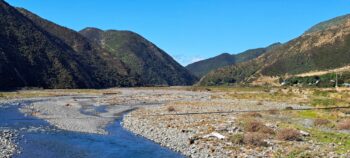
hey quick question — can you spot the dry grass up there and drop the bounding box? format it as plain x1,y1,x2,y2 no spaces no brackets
243,112,262,118
229,134,244,145
167,106,176,112
243,132,268,146
314,118,331,126
244,120,275,134
256,101,263,106
336,119,350,130
268,109,279,115
276,128,302,141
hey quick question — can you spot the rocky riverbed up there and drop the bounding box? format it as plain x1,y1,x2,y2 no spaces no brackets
0,129,18,158
122,88,350,158
2,87,350,157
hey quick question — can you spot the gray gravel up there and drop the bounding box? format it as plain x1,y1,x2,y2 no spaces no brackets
0,129,18,158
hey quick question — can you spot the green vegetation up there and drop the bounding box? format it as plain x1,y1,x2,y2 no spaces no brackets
186,43,281,78
0,2,141,90
306,14,350,33
198,13,350,86
80,28,197,86
229,134,244,145
297,111,319,118
311,98,337,107
0,1,197,90
309,129,350,153
284,72,350,87
0,89,108,99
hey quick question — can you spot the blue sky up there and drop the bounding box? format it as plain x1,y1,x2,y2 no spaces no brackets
5,0,350,66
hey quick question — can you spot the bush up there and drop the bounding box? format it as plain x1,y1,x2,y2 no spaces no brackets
285,107,294,110
167,106,176,112
244,120,274,134
276,128,302,141
229,134,244,145
314,118,330,126
243,112,262,118
243,132,268,146
268,109,279,115
337,119,350,130
256,101,263,105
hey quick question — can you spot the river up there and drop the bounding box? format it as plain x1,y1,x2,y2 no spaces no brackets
0,99,184,158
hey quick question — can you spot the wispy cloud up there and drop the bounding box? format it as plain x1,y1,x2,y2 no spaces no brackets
173,54,205,66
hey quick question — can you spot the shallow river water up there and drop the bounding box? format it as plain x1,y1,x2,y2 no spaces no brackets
0,100,184,158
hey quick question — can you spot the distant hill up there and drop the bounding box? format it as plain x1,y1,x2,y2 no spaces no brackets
186,43,280,78
199,14,350,86
79,28,197,86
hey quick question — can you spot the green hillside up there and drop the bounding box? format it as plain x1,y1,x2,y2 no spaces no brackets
199,14,350,86
80,28,198,86
186,43,280,78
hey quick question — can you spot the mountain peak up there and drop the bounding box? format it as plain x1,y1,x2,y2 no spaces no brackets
80,27,104,33
80,27,198,86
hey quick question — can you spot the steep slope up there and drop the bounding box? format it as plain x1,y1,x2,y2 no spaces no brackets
0,0,136,89
199,14,350,86
186,53,235,78
80,28,198,86
19,8,142,87
186,43,280,78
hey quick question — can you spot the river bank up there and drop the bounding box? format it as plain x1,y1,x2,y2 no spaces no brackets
2,87,350,157
0,88,205,158
122,87,350,157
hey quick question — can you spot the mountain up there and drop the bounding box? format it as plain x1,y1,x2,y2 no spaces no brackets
186,43,280,78
79,28,197,86
0,0,137,89
199,14,350,86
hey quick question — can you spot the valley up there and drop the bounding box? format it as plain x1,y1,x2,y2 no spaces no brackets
1,87,350,157
1,0,350,157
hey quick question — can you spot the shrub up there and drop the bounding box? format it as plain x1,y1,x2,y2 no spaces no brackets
244,120,264,132
268,109,279,115
285,107,294,110
276,128,302,141
339,109,350,115
311,98,336,107
314,118,330,126
229,134,244,145
243,132,268,146
244,120,274,134
167,106,176,112
243,112,262,118
337,119,350,130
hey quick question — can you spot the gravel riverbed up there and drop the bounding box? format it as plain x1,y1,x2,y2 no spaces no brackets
0,129,18,158
123,97,350,158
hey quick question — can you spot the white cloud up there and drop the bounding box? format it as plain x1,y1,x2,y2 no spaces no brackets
190,57,204,63
173,54,205,66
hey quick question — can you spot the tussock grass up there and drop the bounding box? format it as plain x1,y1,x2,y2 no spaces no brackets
314,118,331,127
337,119,350,130
276,128,302,141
